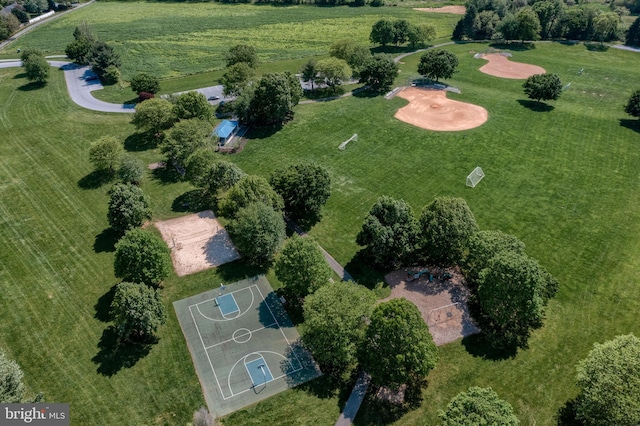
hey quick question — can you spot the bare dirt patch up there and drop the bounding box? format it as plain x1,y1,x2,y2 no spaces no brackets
414,5,465,14
383,267,480,346
394,87,488,132
155,210,240,277
478,53,546,79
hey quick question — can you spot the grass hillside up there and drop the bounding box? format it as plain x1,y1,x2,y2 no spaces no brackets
1,2,459,78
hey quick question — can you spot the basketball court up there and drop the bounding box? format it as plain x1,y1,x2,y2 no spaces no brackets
173,276,321,417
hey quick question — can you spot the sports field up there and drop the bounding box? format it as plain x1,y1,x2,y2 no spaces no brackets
1,5,640,424
174,276,321,417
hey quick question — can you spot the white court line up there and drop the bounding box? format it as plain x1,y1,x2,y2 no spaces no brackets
189,304,226,399
204,324,277,350
220,292,241,318
191,285,256,322
244,355,273,387
227,350,303,398
254,285,304,371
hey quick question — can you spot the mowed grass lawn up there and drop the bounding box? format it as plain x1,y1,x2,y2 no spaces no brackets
1,2,459,79
2,38,640,426
223,42,640,425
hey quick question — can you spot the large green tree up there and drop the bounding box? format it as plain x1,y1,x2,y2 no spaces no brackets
417,49,459,82
117,155,145,185
358,54,399,93
236,72,302,126
110,282,167,343
161,118,212,167
300,59,321,91
532,0,565,39
0,351,25,403
463,230,526,286
370,19,395,47
23,51,49,84
356,196,418,269
219,175,284,218
359,298,438,388
592,11,619,43
439,387,520,426
516,8,542,42
114,228,172,286
130,72,160,95
173,91,213,122
107,183,152,235
316,58,351,91
477,251,556,349
418,196,478,266
574,334,640,426
225,44,258,69
624,89,640,119
626,16,640,47
270,163,331,224
275,235,332,298
523,73,562,104
303,282,375,373
221,62,254,97
89,136,124,174
131,98,177,136
90,41,121,80
407,23,436,49
227,202,286,267
329,40,371,75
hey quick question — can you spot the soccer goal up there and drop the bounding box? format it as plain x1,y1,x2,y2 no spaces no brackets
338,134,358,150
466,166,485,188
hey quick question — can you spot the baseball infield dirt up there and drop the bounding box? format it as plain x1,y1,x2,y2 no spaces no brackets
394,87,488,132
414,5,465,14
478,53,546,79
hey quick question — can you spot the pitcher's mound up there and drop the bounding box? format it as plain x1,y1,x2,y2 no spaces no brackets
383,267,480,346
155,210,240,276
395,87,488,132
478,53,546,79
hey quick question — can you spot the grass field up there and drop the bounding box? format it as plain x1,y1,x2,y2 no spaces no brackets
0,2,460,79
2,9,640,425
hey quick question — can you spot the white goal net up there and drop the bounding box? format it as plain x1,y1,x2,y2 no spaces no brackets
466,166,485,188
338,134,358,150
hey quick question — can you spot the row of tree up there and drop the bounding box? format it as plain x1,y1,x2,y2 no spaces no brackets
65,23,121,84
454,0,625,43
370,18,437,48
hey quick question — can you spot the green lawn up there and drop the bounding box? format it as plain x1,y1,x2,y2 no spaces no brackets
1,2,459,79
2,16,640,426
222,42,640,425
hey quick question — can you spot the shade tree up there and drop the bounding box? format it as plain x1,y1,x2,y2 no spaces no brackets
356,196,418,269
523,73,562,104
316,58,351,91
418,196,478,266
303,282,375,373
417,49,459,82
358,54,399,93
463,230,526,286
113,228,171,286
516,8,541,42
110,282,167,343
235,72,302,126
574,334,640,426
23,51,49,84
130,73,160,95
269,163,331,224
219,175,284,218
225,44,258,69
117,155,145,185
626,16,640,46
439,387,520,426
0,351,25,403
227,202,286,267
592,11,619,43
90,41,121,83
477,251,557,349
221,62,254,97
131,98,177,136
161,118,212,167
89,136,124,174
173,91,213,122
358,298,438,388
407,24,436,49
300,59,321,91
328,40,371,75
624,89,640,119
370,19,395,47
107,183,151,235
275,235,332,298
